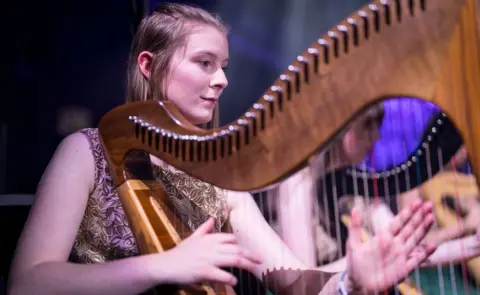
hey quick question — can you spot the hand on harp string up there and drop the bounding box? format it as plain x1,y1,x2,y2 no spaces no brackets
157,217,263,287
345,199,436,293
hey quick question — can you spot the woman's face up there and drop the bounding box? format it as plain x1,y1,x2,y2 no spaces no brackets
140,25,229,125
165,26,229,124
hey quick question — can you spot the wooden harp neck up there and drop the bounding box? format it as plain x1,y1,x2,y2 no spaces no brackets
99,0,480,193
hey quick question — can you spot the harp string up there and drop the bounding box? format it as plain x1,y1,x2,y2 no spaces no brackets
435,147,446,295
436,146,454,295
450,152,476,294
407,105,423,293
384,101,402,294
424,122,444,295
322,158,335,265
431,146,448,295
332,148,345,262
441,148,461,295
451,158,466,294
402,100,422,293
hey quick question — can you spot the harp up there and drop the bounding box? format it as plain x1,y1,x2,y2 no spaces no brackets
98,0,480,294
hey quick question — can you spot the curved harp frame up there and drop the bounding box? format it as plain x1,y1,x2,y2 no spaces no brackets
98,0,480,294
100,0,480,192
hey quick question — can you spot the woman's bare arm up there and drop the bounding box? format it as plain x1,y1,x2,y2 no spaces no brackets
227,190,307,281
421,235,480,267
317,258,347,273
7,133,170,295
276,167,318,267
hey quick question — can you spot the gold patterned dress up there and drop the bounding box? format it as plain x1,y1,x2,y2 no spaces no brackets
70,128,229,265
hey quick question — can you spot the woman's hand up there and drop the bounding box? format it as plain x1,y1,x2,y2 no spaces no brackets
346,200,436,292
157,217,263,286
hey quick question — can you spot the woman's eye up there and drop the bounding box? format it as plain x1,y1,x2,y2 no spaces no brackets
200,60,211,67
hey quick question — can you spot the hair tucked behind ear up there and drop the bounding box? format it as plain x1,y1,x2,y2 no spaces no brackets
126,3,228,129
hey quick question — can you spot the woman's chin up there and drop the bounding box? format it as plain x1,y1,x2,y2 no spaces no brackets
190,113,213,126
181,109,213,125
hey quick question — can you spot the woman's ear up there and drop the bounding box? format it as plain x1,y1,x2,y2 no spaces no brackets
138,51,154,79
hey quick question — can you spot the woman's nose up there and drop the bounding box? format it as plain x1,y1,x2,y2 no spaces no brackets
211,68,228,89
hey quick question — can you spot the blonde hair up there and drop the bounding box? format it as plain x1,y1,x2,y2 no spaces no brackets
126,3,228,128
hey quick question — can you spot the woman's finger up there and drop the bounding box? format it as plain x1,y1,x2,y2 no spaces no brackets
213,253,260,274
397,207,423,242
219,244,263,264
205,267,238,286
191,217,215,237
388,200,418,236
207,233,238,244
347,208,364,249
403,214,435,254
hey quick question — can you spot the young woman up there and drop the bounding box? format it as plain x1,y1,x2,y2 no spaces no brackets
8,3,436,295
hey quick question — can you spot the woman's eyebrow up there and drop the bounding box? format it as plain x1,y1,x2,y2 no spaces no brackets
193,50,229,63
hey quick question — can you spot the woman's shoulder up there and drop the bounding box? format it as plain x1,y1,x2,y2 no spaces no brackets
75,128,101,145
56,129,98,154
59,128,107,182
54,128,103,163
39,129,98,194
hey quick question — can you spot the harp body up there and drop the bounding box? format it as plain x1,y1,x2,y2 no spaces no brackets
98,0,480,294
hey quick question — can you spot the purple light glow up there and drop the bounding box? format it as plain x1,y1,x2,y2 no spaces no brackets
363,97,440,170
